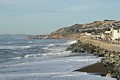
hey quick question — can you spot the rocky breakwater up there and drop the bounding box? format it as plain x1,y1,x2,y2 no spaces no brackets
66,40,120,80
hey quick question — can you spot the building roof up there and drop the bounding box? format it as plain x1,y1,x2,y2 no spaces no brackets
113,27,120,30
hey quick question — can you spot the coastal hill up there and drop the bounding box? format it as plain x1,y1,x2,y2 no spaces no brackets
26,20,120,39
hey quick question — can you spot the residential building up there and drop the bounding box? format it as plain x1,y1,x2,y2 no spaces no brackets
102,27,120,41
111,27,120,40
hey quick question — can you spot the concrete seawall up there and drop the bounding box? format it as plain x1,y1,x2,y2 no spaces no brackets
80,37,120,52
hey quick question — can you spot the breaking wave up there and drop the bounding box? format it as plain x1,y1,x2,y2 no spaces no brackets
0,39,78,62
0,45,31,50
65,40,77,45
19,40,77,59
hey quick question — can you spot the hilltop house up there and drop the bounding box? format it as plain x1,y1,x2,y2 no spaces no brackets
111,27,120,40
103,27,120,41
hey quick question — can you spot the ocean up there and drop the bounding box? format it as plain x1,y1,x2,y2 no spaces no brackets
0,35,115,80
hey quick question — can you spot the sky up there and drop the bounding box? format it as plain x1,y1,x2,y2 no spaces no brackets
0,0,120,35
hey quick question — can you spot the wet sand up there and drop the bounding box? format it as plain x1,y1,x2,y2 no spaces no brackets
74,62,109,76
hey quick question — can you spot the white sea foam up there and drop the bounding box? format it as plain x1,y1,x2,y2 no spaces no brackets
0,72,116,80
0,45,31,49
12,57,22,60
23,51,71,58
47,44,55,47
65,40,77,45
47,43,64,48
0,38,116,80
4,42,15,45
0,72,88,78
24,54,40,58
38,50,72,57
42,47,49,50
0,56,116,80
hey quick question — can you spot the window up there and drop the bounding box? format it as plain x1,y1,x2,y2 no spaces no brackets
117,30,119,33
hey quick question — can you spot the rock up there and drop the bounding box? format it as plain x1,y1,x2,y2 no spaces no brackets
67,40,120,79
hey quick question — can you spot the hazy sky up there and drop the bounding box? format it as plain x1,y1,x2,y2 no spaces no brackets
0,0,120,34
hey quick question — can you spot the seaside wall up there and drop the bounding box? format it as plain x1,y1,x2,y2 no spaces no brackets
80,37,120,52
67,37,120,79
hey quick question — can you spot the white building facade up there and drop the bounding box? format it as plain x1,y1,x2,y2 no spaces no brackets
111,27,120,40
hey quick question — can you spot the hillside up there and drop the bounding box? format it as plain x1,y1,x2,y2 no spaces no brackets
26,20,120,39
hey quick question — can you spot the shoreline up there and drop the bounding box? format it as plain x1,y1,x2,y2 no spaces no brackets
67,37,120,79
74,62,109,76
79,37,120,52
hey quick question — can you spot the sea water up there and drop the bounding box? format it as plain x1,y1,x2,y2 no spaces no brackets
0,35,116,80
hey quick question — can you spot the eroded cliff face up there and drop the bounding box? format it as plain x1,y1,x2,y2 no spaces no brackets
26,20,120,39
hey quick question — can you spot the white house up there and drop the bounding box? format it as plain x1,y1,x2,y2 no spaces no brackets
102,31,112,41
111,27,120,40
85,32,92,36
102,27,120,41
101,33,105,39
